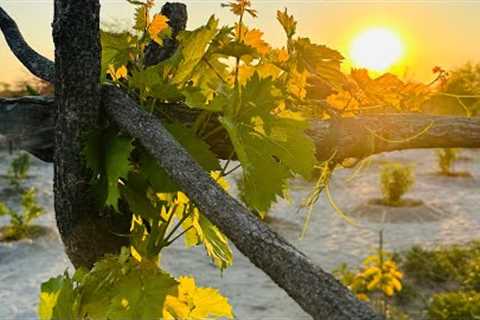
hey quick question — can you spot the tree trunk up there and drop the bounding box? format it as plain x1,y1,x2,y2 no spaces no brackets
52,0,130,269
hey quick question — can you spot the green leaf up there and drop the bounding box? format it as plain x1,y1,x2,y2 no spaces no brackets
220,73,315,212
106,271,177,320
198,214,233,270
101,31,134,80
105,136,134,210
293,37,346,90
84,130,134,210
129,65,182,101
79,253,178,320
172,16,219,85
215,41,256,59
122,173,162,220
132,4,149,32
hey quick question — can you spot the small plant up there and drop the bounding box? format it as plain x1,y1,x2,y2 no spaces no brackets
0,187,45,240
380,163,414,206
7,152,31,190
436,148,458,175
427,291,480,320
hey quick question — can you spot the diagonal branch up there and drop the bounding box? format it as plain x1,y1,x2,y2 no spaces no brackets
0,6,55,82
102,84,381,320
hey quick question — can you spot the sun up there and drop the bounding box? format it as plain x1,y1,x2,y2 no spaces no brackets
350,27,404,72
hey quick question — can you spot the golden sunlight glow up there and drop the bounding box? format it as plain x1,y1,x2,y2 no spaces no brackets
350,28,404,72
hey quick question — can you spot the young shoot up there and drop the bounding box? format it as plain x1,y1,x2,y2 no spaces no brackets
380,162,414,206
436,148,458,175
7,152,31,190
0,187,45,240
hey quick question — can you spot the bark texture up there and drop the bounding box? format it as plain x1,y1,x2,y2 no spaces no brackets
103,85,382,320
3,94,480,164
52,0,130,268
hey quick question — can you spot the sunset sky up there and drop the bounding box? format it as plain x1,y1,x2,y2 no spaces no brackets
1,0,480,84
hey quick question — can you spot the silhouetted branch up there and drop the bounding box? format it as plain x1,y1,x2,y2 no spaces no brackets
0,6,55,82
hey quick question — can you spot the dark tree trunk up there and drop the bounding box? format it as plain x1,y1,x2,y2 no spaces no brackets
52,0,130,268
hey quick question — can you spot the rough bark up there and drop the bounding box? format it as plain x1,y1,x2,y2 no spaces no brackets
3,94,480,164
102,85,381,320
52,0,130,268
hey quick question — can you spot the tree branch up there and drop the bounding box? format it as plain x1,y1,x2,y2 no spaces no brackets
0,96,54,161
102,84,381,320
0,6,55,82
1,95,479,164
309,114,480,162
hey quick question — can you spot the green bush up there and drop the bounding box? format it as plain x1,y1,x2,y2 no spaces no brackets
0,188,45,240
463,257,480,291
436,149,458,175
402,243,480,285
7,152,31,190
428,291,480,320
380,163,414,205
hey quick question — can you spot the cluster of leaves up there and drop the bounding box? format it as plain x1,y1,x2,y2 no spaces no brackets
39,247,233,320
0,153,44,241
336,250,403,318
380,162,415,206
427,291,480,320
436,148,458,176
336,252,403,302
40,0,349,316
322,69,433,117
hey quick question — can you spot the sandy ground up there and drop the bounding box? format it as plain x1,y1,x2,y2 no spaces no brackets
1,149,480,319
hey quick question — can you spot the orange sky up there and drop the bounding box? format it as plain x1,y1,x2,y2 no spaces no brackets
1,0,480,84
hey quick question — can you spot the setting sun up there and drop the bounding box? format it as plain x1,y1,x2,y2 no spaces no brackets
350,27,404,72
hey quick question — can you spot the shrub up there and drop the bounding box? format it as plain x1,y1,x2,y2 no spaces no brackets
380,163,414,205
7,152,31,190
436,148,458,175
0,188,45,240
428,291,480,320
402,243,480,285
463,257,480,291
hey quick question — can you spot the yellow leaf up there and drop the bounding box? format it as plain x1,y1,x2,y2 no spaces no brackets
210,171,230,191
236,24,270,56
148,14,169,44
391,277,402,291
277,8,297,38
383,284,394,297
272,48,289,63
115,65,128,80
356,293,370,302
176,192,190,205
163,276,233,320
